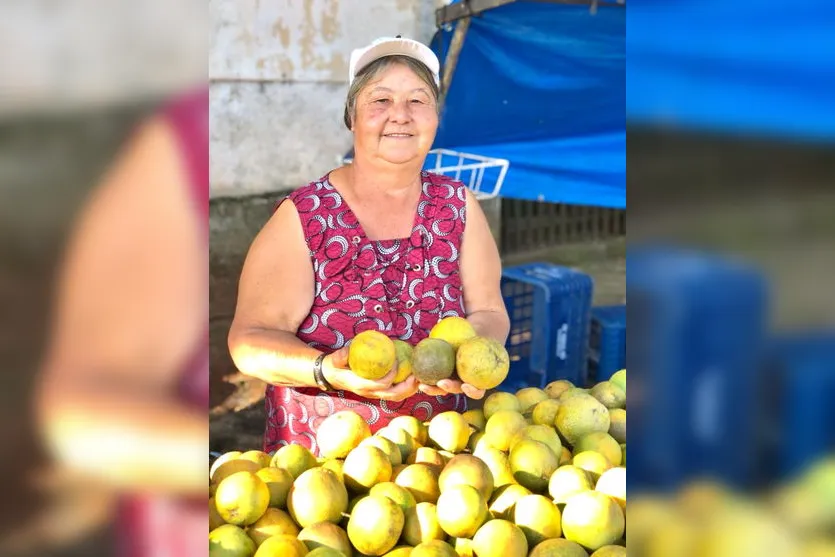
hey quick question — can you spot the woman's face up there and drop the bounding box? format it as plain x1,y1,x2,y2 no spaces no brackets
352,63,439,167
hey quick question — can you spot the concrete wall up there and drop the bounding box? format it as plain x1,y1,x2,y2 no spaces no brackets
209,0,443,198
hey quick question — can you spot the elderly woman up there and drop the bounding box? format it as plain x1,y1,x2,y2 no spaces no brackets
229,37,510,455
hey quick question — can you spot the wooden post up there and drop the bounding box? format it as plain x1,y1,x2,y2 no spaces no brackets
438,17,471,112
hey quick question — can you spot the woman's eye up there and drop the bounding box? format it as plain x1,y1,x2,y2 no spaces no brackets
410,99,424,104
374,98,390,104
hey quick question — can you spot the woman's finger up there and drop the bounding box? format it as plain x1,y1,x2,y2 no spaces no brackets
330,346,350,368
461,383,486,400
418,383,446,396
435,379,464,394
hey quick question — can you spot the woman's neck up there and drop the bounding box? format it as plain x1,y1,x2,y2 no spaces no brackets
346,157,423,199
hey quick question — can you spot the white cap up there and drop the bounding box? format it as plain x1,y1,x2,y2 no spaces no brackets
348,36,441,87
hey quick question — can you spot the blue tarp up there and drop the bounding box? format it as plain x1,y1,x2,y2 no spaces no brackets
627,0,835,143
430,1,625,208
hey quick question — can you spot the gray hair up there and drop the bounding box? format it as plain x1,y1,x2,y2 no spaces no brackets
343,55,440,130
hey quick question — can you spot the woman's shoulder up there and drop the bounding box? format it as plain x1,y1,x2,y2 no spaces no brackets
272,174,333,213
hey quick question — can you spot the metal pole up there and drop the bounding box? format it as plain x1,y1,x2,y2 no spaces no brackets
438,16,471,112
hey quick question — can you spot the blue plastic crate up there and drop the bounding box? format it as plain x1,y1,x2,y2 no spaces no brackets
760,332,835,483
500,263,594,392
588,305,626,383
626,247,769,493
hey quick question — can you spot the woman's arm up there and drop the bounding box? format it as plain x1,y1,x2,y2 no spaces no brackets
459,190,511,343
420,189,510,400
228,200,418,401
35,115,207,495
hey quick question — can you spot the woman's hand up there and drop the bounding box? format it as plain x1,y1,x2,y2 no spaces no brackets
419,379,486,400
323,347,419,402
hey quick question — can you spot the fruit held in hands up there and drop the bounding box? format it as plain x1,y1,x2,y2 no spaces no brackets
348,330,396,380
392,339,414,383
429,316,477,351
455,337,510,390
411,338,456,386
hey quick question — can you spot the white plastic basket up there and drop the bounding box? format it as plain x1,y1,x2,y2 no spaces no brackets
339,148,510,200
424,149,510,200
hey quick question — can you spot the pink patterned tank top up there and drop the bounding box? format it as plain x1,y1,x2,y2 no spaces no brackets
263,170,470,455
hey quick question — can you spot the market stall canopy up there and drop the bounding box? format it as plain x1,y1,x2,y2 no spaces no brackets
627,0,835,143
430,0,625,208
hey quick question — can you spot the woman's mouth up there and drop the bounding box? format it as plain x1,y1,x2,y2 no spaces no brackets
383,133,413,138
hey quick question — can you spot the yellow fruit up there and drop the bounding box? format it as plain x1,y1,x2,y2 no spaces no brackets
209,497,225,531
317,411,372,459
429,316,477,350
319,458,345,483
532,399,561,427
377,427,417,462
297,522,353,557
620,444,625,466
484,410,528,452
438,454,494,500
560,447,573,466
462,409,486,431
253,534,308,557
347,495,405,556
468,431,485,453
589,382,626,410
456,336,511,390
388,415,429,445
509,425,562,458
307,548,347,557
608,409,625,444
211,451,242,481
573,432,622,466
247,508,299,546
411,338,457,385
369,482,417,513
453,537,474,557
271,444,318,479
209,524,256,556
394,463,441,504
528,538,589,557
343,445,392,493
555,394,611,446
436,485,489,538
591,546,626,557
572,451,613,482
255,467,293,509
609,370,626,394
513,494,563,547
549,465,594,504
516,388,550,413
509,439,560,493
348,330,397,380
561,491,625,551
288,467,349,528
212,459,261,487
411,539,458,557
383,548,414,557
558,388,589,402
402,502,445,546
483,391,522,418
474,446,516,489
392,339,414,383
408,446,446,472
239,450,272,469
544,380,574,399
471,519,528,557
215,471,271,526
427,411,470,453
488,483,532,519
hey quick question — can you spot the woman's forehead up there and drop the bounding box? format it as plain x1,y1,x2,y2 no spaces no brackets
364,64,429,89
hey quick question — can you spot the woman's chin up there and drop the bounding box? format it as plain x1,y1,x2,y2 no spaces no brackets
378,148,425,166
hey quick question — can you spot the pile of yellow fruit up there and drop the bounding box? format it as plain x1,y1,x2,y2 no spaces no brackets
209,370,627,557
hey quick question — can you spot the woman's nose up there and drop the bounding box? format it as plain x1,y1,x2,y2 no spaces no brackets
388,100,412,123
